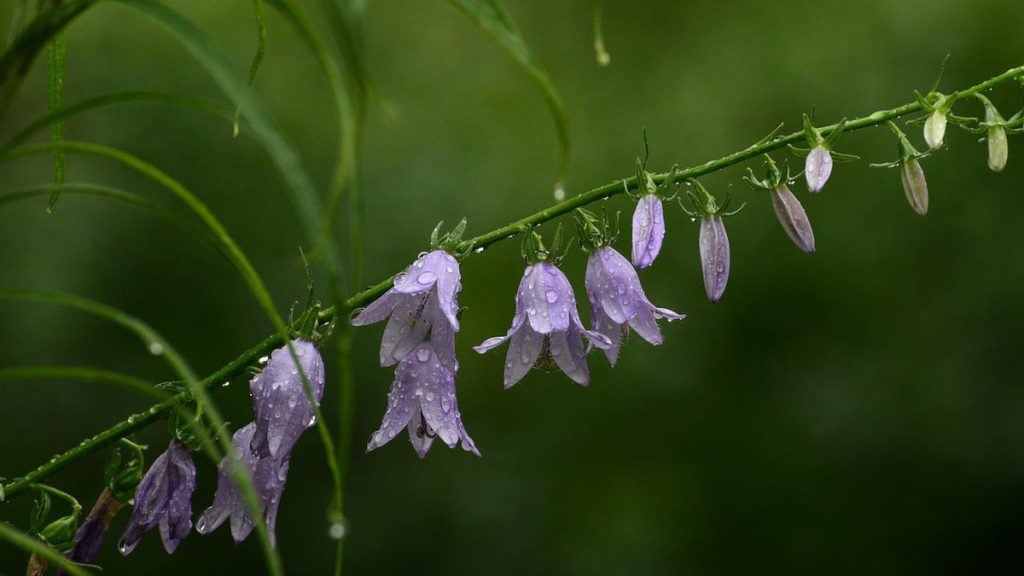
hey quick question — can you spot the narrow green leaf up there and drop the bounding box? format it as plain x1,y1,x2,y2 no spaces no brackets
0,521,89,576
447,0,570,186
0,365,171,401
45,31,66,211
233,0,268,137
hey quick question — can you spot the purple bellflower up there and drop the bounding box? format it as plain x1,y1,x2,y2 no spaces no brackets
351,249,461,370
632,194,665,270
57,489,124,573
367,340,480,458
249,339,325,461
585,245,684,366
118,440,196,555
683,180,739,303
196,423,290,545
475,228,611,387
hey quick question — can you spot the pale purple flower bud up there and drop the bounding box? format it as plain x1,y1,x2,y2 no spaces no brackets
351,250,461,370
631,194,665,269
249,339,325,461
699,215,730,303
770,184,815,253
367,341,479,458
805,145,833,193
988,126,1008,172
118,440,196,555
900,157,929,215
475,261,612,387
585,246,684,366
196,423,290,546
924,110,947,151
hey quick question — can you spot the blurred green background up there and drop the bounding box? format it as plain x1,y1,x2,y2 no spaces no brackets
2,0,1023,574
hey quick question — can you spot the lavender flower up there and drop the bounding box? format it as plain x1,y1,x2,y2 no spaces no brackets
367,341,479,458
699,215,730,303
196,423,290,545
900,158,929,216
118,440,196,555
55,489,123,574
250,339,325,461
351,250,461,369
475,261,612,387
585,246,684,366
804,145,833,193
770,183,816,253
631,194,665,269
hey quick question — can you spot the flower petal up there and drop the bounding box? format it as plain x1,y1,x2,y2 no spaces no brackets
379,293,431,366
367,356,422,453
406,411,434,459
591,304,622,367
699,215,730,303
504,324,543,388
350,290,400,326
548,327,590,386
805,145,833,193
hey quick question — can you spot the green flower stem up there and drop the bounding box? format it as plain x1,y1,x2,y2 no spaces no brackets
3,63,1022,507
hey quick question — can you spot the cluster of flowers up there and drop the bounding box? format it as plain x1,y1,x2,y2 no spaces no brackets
96,340,326,557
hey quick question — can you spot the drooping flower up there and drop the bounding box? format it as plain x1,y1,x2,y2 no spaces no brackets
351,249,461,370
196,423,290,545
475,255,612,387
118,440,196,555
988,125,1008,172
804,145,833,193
972,93,1021,173
585,245,684,366
699,215,730,303
770,183,816,253
744,155,816,254
900,157,929,216
249,339,325,461
631,193,665,270
367,340,479,458
55,489,123,575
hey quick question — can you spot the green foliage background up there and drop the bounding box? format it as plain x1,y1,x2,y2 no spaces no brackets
1,0,1022,574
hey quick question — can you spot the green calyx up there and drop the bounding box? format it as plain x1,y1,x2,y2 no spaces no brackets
573,208,618,252
521,223,569,264
430,218,469,254
105,439,146,502
630,130,678,200
743,154,792,191
29,484,82,551
871,121,928,168
682,179,744,219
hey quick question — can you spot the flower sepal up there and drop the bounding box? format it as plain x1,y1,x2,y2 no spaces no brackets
681,178,744,219
574,208,619,252
520,224,568,265
430,218,469,254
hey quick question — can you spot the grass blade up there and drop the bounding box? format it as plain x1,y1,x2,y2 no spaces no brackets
0,365,170,401
0,521,90,576
45,31,66,211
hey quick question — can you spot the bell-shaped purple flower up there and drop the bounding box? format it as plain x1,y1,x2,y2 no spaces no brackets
351,250,461,369
585,246,684,366
770,184,816,253
367,341,479,458
805,145,833,193
250,339,325,461
699,215,730,303
118,440,196,555
900,157,929,216
631,194,665,269
475,261,612,387
196,423,290,545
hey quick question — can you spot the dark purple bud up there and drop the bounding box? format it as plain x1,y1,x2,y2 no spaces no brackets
55,489,125,575
699,215,730,303
631,194,665,269
900,157,929,215
805,145,833,193
119,440,196,555
770,184,816,253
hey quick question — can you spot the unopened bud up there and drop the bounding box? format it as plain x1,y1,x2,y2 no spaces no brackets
770,184,816,253
900,158,929,216
924,109,948,150
698,215,730,303
804,145,833,193
988,126,1008,172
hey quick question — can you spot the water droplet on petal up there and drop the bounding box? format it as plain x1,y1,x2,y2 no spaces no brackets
417,271,437,284
545,290,559,303
416,348,431,362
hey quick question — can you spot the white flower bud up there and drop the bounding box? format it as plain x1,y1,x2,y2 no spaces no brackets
923,109,947,151
988,126,1008,172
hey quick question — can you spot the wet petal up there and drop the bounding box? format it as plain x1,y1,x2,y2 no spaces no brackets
157,444,196,554
585,248,638,324
250,340,326,461
380,293,431,366
549,327,589,386
350,290,400,326
519,263,573,334
591,304,622,366
628,306,663,345
406,412,434,459
197,425,257,538
392,251,445,294
504,324,543,388
631,195,665,269
432,251,462,329
367,355,422,452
